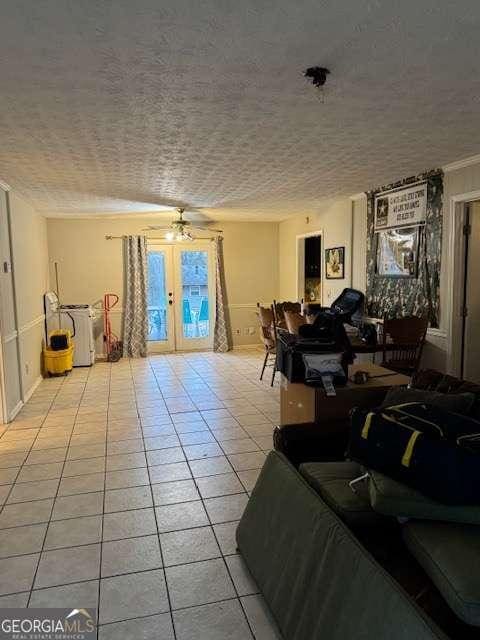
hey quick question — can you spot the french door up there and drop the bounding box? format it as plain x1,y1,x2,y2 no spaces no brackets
147,242,215,352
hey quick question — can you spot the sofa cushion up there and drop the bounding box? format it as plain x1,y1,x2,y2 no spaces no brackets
381,386,476,415
403,521,480,626
299,461,384,526
412,369,480,420
368,470,480,525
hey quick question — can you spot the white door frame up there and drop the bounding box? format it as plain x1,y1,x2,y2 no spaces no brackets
0,309,6,424
295,230,323,304
147,241,215,353
446,190,480,375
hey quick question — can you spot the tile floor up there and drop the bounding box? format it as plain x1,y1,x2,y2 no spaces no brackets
0,349,282,639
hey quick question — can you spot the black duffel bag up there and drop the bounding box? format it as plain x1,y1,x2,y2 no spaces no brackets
347,402,480,505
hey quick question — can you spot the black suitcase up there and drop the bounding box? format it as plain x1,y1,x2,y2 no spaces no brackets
276,311,354,383
347,403,480,504
276,332,341,382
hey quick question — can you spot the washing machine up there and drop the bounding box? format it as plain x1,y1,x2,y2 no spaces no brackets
60,305,96,367
45,293,96,367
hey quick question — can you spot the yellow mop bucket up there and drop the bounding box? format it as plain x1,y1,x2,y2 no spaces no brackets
43,330,74,376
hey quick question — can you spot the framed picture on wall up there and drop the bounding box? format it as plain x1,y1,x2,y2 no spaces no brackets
325,246,345,279
376,226,419,278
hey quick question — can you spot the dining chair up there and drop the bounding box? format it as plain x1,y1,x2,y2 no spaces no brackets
257,304,277,386
381,316,428,375
272,300,302,328
283,310,307,335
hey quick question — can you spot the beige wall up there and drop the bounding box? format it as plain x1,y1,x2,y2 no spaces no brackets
47,217,279,352
0,191,49,419
278,198,354,304
9,193,49,396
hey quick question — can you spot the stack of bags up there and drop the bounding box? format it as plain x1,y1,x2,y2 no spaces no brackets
347,386,480,628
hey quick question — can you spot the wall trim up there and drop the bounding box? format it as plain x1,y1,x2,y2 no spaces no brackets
3,315,46,344
426,328,447,339
95,304,267,312
231,344,262,350
2,331,18,344
228,303,269,309
350,192,367,201
8,400,23,422
18,314,45,336
23,375,43,404
443,154,480,173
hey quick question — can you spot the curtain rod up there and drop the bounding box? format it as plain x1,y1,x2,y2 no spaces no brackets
105,235,218,242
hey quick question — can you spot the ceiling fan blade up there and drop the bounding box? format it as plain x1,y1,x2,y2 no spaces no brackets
192,225,223,233
143,226,171,231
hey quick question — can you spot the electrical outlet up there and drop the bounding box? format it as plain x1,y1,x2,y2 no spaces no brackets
235,328,241,335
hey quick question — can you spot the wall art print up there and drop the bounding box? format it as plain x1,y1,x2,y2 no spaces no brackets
325,246,345,279
376,226,419,278
365,169,443,327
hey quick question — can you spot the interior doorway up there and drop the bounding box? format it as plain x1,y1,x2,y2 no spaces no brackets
296,232,322,305
461,200,480,382
147,242,215,352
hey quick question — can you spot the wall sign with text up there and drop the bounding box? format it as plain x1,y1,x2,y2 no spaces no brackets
374,182,427,231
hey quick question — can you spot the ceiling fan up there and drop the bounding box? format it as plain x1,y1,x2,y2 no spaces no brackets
143,208,223,241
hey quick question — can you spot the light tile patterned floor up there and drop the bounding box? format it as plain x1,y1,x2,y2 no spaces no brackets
0,349,282,640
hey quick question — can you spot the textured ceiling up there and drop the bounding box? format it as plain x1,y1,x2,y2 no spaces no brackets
1,0,480,221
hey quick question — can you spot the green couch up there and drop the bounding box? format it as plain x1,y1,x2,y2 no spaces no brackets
237,450,448,640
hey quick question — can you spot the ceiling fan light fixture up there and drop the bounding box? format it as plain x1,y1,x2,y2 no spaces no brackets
165,231,175,241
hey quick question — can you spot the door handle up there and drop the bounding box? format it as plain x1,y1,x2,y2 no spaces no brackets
168,300,173,305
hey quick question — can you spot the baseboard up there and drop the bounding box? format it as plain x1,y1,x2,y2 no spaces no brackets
23,375,43,403
8,400,23,422
232,343,262,350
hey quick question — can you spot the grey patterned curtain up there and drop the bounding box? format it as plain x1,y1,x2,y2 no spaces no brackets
122,235,148,357
213,236,231,352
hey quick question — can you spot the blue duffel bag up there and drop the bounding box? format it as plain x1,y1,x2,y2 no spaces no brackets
347,402,480,505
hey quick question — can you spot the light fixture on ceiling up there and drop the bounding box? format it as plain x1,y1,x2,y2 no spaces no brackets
143,208,223,241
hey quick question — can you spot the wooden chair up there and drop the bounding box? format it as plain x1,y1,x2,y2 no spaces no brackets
256,304,277,386
272,300,302,328
381,316,428,375
284,310,307,335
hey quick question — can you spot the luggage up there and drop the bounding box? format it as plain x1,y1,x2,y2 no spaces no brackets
347,403,480,504
276,332,342,382
277,319,353,384
303,352,347,388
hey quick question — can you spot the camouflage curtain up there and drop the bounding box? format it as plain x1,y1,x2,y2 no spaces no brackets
122,235,148,357
366,170,443,328
213,236,232,352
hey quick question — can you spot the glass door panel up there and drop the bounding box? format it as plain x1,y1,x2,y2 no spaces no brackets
175,244,214,351
180,250,210,339
147,247,175,352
